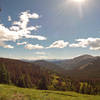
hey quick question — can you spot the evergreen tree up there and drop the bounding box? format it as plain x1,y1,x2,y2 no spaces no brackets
17,74,26,88
0,63,10,84
26,74,33,88
79,83,85,94
38,76,48,90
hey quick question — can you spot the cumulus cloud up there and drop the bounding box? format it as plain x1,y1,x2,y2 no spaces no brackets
0,41,14,49
24,35,47,40
47,40,69,48
0,11,46,49
26,25,41,31
25,44,44,50
17,42,27,46
10,26,20,31
4,45,14,49
13,11,40,29
0,24,20,42
8,16,12,21
69,38,100,50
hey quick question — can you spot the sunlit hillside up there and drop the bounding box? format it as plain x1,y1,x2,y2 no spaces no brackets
0,84,100,100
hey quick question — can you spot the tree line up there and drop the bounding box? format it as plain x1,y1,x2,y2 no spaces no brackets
0,63,99,95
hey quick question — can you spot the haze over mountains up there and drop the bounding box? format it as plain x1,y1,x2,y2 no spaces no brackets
0,54,100,80
32,54,100,79
51,54,95,70
33,54,100,70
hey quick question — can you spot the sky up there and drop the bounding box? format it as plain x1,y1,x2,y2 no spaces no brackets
0,0,100,60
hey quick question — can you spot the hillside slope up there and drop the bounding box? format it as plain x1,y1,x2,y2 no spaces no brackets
67,57,100,80
0,58,51,88
0,84,100,100
33,60,63,72
53,55,94,70
0,56,100,94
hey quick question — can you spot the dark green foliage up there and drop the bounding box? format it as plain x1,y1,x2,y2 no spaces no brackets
25,75,33,88
38,76,48,90
0,64,10,84
78,82,98,95
17,74,26,88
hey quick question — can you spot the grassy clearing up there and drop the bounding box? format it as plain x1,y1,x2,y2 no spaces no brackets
0,84,100,100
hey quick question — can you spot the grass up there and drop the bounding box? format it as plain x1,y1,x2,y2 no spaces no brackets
0,84,100,100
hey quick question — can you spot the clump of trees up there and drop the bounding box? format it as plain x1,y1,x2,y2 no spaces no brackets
38,76,48,90
78,82,98,95
0,64,10,84
0,63,99,95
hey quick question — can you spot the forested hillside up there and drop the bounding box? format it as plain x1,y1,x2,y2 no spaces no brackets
0,56,100,95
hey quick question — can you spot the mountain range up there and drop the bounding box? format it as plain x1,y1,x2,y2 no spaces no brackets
0,54,100,80
32,54,100,80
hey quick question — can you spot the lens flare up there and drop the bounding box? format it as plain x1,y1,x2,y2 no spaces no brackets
73,0,85,3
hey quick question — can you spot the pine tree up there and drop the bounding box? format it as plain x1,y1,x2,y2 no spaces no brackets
26,74,33,88
17,74,26,88
38,76,48,90
0,63,10,84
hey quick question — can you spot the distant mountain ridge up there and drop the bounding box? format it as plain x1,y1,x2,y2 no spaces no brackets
31,54,100,79
32,60,63,72
0,54,100,80
52,54,94,70
66,56,100,80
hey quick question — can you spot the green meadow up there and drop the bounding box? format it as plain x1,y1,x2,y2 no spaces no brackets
0,84,100,100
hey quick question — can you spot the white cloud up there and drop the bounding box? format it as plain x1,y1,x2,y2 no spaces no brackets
0,24,20,42
25,44,44,50
4,45,14,49
35,52,46,55
13,11,40,29
10,26,20,31
27,25,41,31
13,21,21,26
69,38,100,50
0,41,14,49
90,47,100,50
25,35,47,40
0,11,46,49
47,40,69,48
8,16,12,21
28,13,40,19
17,42,27,46
23,55,48,60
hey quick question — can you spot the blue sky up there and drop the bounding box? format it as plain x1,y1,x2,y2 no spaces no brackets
0,0,100,60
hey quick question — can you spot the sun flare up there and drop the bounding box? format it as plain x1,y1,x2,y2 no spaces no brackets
73,0,85,3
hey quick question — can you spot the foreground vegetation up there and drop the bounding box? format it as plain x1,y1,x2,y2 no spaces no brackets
0,84,100,100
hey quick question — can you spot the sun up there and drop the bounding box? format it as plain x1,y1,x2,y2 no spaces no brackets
66,0,86,18
73,0,85,3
